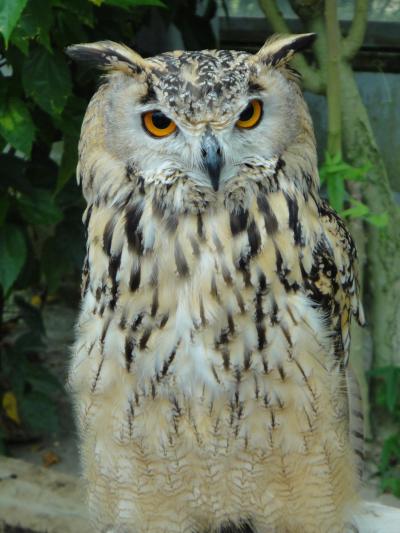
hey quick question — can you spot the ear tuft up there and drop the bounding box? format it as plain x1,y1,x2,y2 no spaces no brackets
66,40,148,75
256,33,316,67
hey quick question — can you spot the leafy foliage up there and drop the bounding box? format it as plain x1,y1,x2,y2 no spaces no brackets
369,366,400,497
0,0,28,46
0,0,217,448
2,0,395,504
319,152,388,228
0,297,62,445
0,0,230,455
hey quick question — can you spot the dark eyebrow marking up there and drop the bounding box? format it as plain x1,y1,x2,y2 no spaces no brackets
248,82,264,93
140,84,157,105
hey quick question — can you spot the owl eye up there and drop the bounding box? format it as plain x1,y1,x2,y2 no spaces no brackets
236,99,263,129
142,110,177,138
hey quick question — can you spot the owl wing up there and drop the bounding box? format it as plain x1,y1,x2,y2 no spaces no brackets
302,199,366,470
303,199,365,366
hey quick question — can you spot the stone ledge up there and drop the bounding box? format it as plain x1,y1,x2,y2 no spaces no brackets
0,457,91,533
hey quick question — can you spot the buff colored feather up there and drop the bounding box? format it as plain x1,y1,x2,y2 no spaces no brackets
67,35,390,533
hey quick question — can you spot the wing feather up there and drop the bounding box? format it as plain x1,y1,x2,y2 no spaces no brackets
304,199,365,366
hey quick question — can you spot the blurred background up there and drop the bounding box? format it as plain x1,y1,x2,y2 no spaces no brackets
0,0,399,530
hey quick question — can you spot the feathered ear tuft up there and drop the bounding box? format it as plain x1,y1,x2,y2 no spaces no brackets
256,33,316,67
66,40,148,75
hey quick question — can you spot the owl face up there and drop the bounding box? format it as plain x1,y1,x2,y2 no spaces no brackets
67,34,316,213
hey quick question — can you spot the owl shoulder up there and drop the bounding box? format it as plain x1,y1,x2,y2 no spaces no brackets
303,197,365,364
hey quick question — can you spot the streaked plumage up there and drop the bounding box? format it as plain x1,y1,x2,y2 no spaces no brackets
67,35,376,533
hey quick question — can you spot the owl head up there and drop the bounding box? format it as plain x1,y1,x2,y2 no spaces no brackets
67,34,317,213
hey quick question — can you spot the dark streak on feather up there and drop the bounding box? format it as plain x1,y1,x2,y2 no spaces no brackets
256,323,266,350
211,365,221,384
199,297,207,326
159,313,169,329
91,356,104,393
257,195,278,234
220,263,232,286
139,328,151,350
103,217,115,256
234,289,246,314
131,313,144,331
222,348,230,370
151,288,159,317
211,275,221,303
247,219,261,256
165,214,179,233
174,241,189,277
285,192,303,245
125,337,135,371
140,84,156,105
244,350,252,370
129,263,141,292
108,253,121,310
197,213,205,240
83,204,93,234
230,207,249,235
125,203,144,254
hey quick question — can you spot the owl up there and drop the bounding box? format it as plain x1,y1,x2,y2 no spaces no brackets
67,34,368,533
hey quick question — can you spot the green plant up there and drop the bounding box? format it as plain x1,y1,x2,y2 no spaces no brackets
369,366,400,497
0,296,62,448
0,0,217,449
319,152,388,227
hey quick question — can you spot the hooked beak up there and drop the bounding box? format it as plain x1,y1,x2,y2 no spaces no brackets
201,132,223,191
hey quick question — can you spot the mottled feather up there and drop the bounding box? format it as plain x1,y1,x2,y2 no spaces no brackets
69,34,366,533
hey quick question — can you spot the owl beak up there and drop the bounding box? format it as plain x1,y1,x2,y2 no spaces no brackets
201,133,223,191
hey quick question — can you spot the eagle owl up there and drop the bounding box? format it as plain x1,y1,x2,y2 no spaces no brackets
67,34,366,533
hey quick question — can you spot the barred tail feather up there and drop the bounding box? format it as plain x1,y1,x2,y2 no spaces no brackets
346,366,365,479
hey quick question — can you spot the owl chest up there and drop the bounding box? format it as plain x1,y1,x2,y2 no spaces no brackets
82,194,329,400
118,219,325,395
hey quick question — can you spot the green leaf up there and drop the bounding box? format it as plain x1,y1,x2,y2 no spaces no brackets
0,153,27,191
380,476,400,498
56,137,78,192
327,175,345,212
0,0,28,45
384,369,400,413
0,427,7,454
0,97,35,156
340,200,370,219
366,212,389,228
10,0,53,53
18,391,59,434
0,223,27,292
14,330,45,353
0,195,10,226
24,362,63,397
52,0,94,27
41,217,84,291
14,296,46,336
17,189,63,226
380,434,400,472
41,235,71,292
22,47,72,116
101,0,165,7
53,95,86,139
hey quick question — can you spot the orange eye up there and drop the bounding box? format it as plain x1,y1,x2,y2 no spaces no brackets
236,99,263,129
142,110,177,138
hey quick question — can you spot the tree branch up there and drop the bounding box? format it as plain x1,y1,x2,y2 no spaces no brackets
258,0,325,94
325,0,342,155
342,0,368,60
258,0,291,34
290,0,324,20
